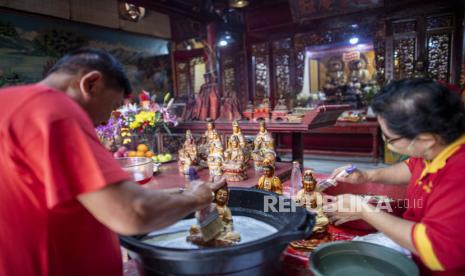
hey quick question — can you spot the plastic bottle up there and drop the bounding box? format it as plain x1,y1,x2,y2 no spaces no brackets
290,161,302,198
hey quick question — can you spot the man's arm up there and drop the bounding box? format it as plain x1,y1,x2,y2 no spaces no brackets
78,180,220,236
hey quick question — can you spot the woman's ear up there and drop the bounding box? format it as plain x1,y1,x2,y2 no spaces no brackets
79,71,103,100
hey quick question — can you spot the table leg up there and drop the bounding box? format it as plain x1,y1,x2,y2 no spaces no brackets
292,132,304,165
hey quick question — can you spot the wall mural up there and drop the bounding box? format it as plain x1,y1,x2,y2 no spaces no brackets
0,9,172,96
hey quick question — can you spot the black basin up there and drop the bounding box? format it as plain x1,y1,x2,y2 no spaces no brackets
120,187,315,276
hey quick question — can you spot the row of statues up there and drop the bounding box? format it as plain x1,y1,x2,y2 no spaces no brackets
177,120,278,183
178,123,330,250
186,73,242,122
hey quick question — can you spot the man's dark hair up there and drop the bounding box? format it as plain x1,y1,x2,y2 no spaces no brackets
372,78,465,144
47,48,132,96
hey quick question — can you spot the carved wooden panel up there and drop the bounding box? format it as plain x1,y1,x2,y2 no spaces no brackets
272,38,292,98
426,15,453,30
189,56,205,94
427,33,451,81
252,42,270,98
393,38,416,80
393,20,416,34
222,56,235,97
175,62,189,97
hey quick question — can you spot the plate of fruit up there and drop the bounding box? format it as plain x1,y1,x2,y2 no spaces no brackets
151,153,174,164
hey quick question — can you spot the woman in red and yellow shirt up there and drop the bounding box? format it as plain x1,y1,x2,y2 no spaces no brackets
325,78,465,275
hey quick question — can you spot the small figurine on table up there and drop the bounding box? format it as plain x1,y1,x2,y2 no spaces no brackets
229,120,250,164
207,132,224,182
178,130,200,175
188,182,241,247
271,94,289,121
252,121,276,171
204,119,220,145
222,136,248,182
198,119,219,168
243,101,254,121
257,160,282,195
290,170,331,251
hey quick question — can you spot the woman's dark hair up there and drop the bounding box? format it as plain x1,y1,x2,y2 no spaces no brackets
47,48,131,96
371,78,465,144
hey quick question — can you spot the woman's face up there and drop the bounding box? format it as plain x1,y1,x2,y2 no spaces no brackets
378,116,426,157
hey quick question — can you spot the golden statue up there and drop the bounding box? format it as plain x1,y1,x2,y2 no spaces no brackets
187,183,241,247
273,94,289,112
257,161,282,194
290,170,331,251
198,120,219,168
204,120,219,145
178,130,199,175
252,121,276,170
207,132,224,182
229,120,250,165
222,136,248,182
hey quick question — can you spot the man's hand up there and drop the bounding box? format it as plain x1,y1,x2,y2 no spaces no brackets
185,176,227,207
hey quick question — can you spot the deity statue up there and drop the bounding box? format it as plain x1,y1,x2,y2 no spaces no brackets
222,136,248,182
178,130,199,175
348,57,371,89
252,121,276,170
187,183,241,246
413,59,431,79
244,101,254,113
243,101,254,121
207,132,224,182
218,90,242,121
204,120,219,145
257,161,283,195
197,120,219,168
192,73,220,121
229,120,251,164
273,94,289,112
324,57,346,90
290,170,331,251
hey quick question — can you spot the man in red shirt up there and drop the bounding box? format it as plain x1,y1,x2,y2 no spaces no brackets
0,48,220,276
324,79,465,275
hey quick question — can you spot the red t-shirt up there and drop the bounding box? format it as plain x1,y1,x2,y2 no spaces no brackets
403,134,465,276
0,84,130,276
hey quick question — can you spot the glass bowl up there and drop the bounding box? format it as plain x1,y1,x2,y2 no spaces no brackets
116,157,154,184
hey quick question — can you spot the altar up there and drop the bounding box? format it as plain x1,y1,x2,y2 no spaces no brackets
168,105,350,166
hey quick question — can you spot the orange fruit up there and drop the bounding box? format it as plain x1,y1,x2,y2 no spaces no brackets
137,144,149,153
145,151,155,158
136,151,146,157
127,151,137,157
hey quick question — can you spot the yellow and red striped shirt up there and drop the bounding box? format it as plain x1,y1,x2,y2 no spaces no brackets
404,134,465,275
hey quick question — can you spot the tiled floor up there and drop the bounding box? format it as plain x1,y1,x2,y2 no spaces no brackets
280,154,388,174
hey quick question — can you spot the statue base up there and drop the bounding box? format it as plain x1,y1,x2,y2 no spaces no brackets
271,110,289,122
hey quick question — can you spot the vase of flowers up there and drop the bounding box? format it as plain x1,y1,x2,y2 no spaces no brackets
96,91,178,155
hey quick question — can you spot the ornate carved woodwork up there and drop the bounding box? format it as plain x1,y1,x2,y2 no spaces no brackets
251,42,270,99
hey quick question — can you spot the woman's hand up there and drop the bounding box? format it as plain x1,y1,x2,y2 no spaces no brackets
330,165,369,185
323,194,370,226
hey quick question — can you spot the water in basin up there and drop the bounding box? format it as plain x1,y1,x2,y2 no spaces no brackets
143,215,278,249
